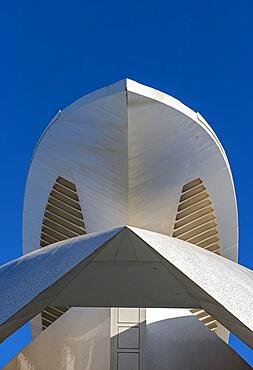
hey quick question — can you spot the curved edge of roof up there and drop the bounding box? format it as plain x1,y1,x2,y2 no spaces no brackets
29,79,127,164
26,79,238,246
125,79,237,215
126,79,228,164
31,79,232,167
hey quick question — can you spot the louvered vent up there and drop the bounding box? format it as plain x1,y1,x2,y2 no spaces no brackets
173,178,220,333
40,176,86,329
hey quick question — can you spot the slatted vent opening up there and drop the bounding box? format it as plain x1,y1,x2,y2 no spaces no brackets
173,178,220,333
40,176,86,329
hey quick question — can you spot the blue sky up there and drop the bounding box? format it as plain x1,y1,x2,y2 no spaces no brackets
0,0,253,367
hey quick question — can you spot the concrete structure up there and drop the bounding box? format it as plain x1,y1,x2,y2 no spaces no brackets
1,80,252,369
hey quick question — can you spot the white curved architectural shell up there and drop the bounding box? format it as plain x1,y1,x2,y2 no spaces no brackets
3,80,244,369
23,79,238,262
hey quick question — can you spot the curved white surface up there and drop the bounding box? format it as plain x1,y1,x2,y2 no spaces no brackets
5,308,111,370
23,79,238,262
19,80,240,368
5,309,250,370
1,227,252,348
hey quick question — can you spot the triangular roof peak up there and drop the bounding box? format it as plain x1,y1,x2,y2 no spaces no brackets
0,226,251,347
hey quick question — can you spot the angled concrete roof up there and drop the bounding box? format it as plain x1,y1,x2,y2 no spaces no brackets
0,227,252,347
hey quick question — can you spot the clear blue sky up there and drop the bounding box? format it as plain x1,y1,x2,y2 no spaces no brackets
0,0,253,367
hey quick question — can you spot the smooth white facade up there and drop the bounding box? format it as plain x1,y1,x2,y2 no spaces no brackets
23,79,237,260
5,309,250,370
4,80,244,369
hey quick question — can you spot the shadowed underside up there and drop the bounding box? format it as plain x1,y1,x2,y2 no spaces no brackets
0,227,252,348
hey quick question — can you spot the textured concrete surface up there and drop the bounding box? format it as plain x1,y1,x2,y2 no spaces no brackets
0,227,252,348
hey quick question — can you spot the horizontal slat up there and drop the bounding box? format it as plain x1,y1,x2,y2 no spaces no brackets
42,310,59,321
47,197,84,219
204,242,220,252
50,190,82,211
42,225,68,242
41,232,59,245
43,217,80,239
176,199,211,220
180,184,206,202
182,178,202,192
205,320,217,329
40,240,49,248
173,213,215,237
53,182,79,202
56,176,77,192
186,228,218,245
177,221,217,241
41,306,69,329
198,313,211,320
191,309,204,314
41,316,54,325
46,306,69,314
46,203,84,227
44,210,86,235
197,235,219,248
178,192,209,211
174,206,213,229
200,316,213,325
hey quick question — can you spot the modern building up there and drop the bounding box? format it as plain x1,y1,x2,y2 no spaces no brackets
1,80,252,369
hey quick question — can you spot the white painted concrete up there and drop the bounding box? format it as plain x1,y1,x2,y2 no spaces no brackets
10,80,241,369
5,308,111,370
